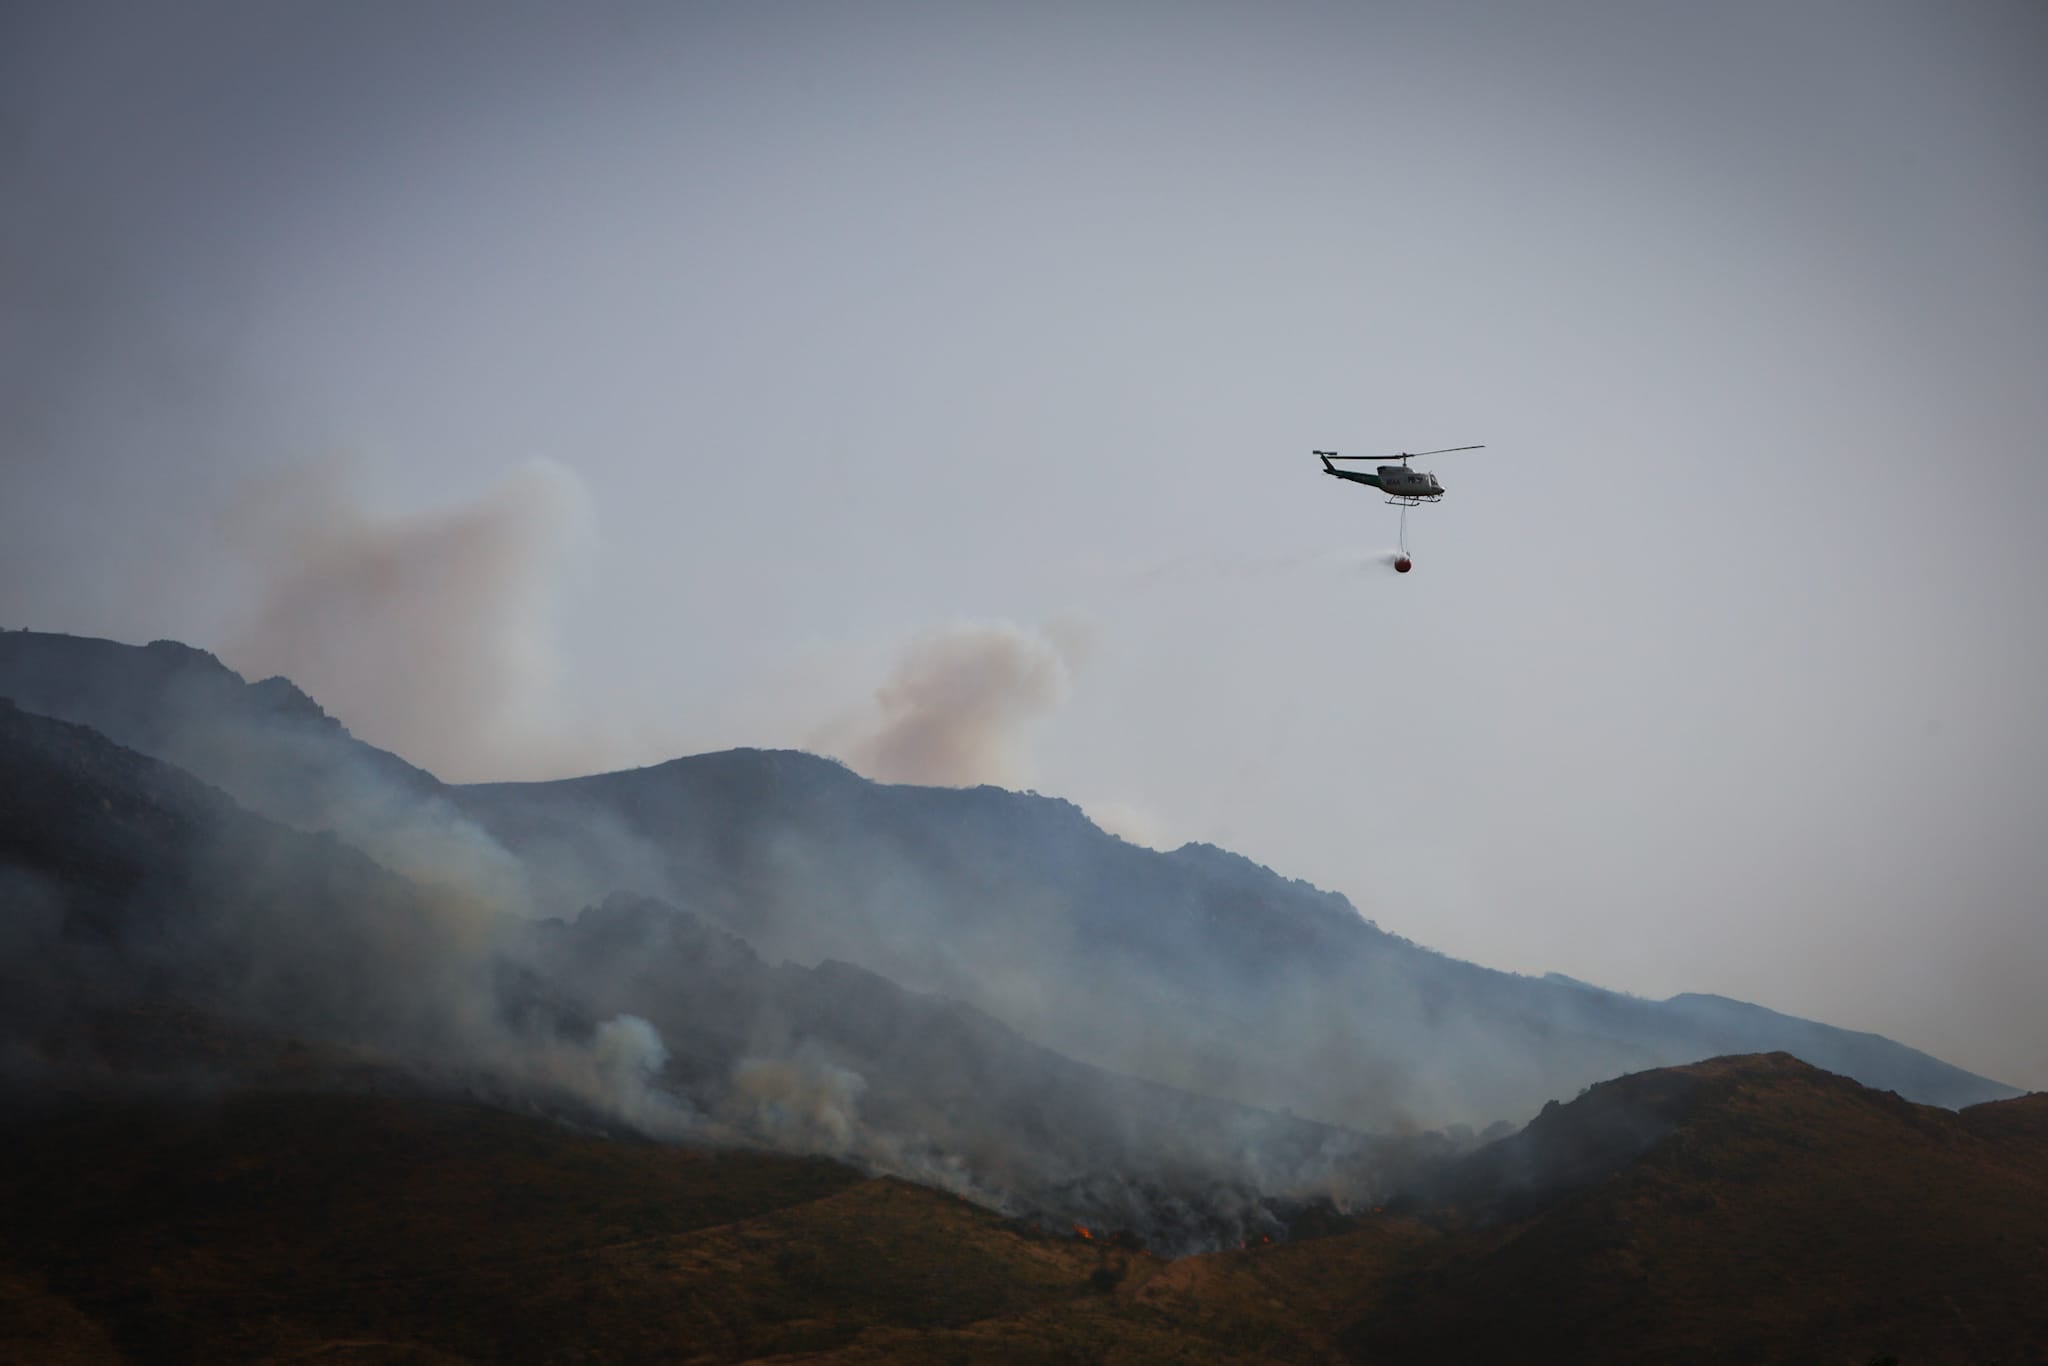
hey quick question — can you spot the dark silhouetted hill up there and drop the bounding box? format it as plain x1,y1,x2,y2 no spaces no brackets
2,1053,2041,1364
1346,1053,2048,1363
0,629,442,821
0,694,489,1067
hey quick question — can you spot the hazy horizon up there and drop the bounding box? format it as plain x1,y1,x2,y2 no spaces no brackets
4,1,2044,1089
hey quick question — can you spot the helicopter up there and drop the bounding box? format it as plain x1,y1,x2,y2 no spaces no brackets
1314,445,1483,572
1313,446,1483,505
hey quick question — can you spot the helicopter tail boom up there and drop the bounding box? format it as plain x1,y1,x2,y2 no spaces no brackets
1322,465,1385,489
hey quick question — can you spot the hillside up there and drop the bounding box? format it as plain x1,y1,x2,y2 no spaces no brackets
0,629,444,825
1348,1054,2048,1364
5,631,2045,1361
0,628,2016,1130
522,893,1400,1249
0,1084,1056,1365
0,699,1398,1249
460,753,2023,1123
3,1055,2040,1364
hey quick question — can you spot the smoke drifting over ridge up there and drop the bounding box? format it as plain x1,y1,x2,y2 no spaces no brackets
225,461,592,783
212,465,1171,860
817,619,1169,843
1,627,2023,1257
0,684,1388,1252
828,620,1075,788
0,693,694,1144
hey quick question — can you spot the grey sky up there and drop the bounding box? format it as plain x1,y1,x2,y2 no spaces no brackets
4,1,2045,1089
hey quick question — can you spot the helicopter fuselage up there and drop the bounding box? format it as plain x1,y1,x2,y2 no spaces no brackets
1324,464,1445,501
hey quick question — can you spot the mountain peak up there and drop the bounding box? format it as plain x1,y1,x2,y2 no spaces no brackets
244,674,341,729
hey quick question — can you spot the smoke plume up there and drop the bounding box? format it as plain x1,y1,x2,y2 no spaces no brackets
529,1013,698,1141
225,460,591,783
831,621,1075,787
724,1052,869,1155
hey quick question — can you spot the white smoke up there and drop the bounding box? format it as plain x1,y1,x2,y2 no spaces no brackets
528,1014,697,1140
724,1053,869,1155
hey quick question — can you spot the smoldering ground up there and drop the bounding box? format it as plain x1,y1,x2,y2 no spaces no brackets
508,892,1425,1252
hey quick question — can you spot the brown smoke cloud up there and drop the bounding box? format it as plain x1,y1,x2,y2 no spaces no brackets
224,460,590,782
820,621,1170,838
830,621,1075,788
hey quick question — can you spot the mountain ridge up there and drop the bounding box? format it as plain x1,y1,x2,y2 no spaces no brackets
5,626,2045,1360
0,627,2018,1129
0,698,1404,1251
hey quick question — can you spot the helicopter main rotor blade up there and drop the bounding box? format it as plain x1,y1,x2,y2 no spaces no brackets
1401,445,1485,457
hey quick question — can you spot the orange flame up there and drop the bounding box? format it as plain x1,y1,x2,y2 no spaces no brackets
1072,1224,1092,1240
